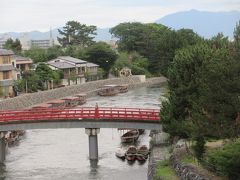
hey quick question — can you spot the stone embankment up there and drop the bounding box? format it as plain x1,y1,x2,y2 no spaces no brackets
148,136,211,180
148,131,171,180
0,76,167,110
170,146,210,180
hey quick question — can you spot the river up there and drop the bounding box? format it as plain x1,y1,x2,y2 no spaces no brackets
1,85,167,180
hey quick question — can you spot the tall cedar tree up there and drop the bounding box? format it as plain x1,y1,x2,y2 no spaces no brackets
58,21,97,47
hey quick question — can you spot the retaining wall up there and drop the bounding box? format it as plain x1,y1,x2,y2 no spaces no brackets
0,76,167,110
170,147,210,180
147,131,171,180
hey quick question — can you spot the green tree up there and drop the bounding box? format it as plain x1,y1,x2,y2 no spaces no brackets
46,45,63,60
193,135,206,161
85,42,118,77
58,21,97,47
23,47,47,63
210,33,229,49
205,141,240,179
13,79,24,93
110,52,131,76
130,52,151,76
234,20,240,50
111,23,201,76
35,63,62,89
110,22,147,52
21,71,41,92
175,29,202,47
3,38,22,54
62,45,87,60
196,48,240,138
62,45,77,57
110,52,151,76
161,43,240,139
160,44,208,137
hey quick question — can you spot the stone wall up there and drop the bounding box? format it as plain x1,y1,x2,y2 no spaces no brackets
170,147,209,180
148,131,171,180
0,76,167,110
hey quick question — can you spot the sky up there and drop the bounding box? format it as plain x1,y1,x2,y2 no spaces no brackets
0,0,240,33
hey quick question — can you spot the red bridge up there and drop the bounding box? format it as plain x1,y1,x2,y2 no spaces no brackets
0,107,161,164
0,107,160,123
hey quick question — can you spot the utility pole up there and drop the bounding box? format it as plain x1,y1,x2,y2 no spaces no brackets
25,80,28,93
51,80,54,89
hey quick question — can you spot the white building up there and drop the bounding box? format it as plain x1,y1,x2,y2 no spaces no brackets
31,39,51,49
19,34,31,50
47,56,98,86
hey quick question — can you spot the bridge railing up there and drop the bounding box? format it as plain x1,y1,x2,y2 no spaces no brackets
0,107,160,123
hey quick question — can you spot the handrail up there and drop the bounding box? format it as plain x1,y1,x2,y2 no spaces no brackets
0,107,160,123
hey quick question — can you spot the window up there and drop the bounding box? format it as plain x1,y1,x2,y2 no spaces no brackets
2,56,9,64
82,67,86,73
3,71,9,79
17,74,21,80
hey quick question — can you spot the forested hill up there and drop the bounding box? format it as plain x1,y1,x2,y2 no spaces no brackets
156,9,240,38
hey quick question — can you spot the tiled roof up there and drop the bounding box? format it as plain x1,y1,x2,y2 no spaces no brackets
48,61,75,69
86,62,99,67
0,49,14,55
13,56,33,64
58,56,87,64
16,60,33,65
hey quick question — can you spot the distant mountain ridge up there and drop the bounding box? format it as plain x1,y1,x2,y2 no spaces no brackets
156,9,240,38
0,28,112,42
1,10,239,41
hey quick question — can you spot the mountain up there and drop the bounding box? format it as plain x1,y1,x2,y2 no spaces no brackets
95,28,112,41
0,27,112,42
156,9,240,38
1,10,239,41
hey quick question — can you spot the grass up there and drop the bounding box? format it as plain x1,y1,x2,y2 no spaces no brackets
180,154,199,166
155,160,179,180
180,154,224,179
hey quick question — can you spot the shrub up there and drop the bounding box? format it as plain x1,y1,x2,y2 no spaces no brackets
193,135,206,161
204,141,240,179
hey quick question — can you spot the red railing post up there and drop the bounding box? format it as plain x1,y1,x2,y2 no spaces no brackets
95,103,99,119
110,108,112,118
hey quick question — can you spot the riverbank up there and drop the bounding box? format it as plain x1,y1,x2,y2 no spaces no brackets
0,76,167,110
148,131,174,180
148,135,226,180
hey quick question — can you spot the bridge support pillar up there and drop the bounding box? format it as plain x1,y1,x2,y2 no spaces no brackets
0,132,6,164
85,128,100,161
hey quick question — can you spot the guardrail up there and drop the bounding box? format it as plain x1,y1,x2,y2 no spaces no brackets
0,107,160,123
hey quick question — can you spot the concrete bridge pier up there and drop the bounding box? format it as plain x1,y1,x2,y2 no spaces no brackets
0,132,6,164
85,128,100,163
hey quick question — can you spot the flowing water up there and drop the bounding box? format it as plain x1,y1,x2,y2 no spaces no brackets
1,85,167,180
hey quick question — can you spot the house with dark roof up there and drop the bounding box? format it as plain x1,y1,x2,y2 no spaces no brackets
47,56,99,86
0,49,15,97
12,55,33,80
